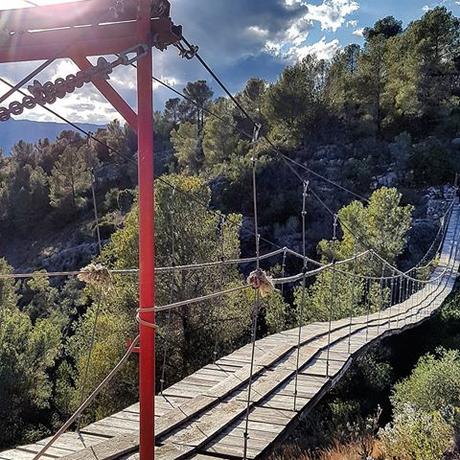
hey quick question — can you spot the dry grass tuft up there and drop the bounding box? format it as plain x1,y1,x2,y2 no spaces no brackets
272,438,384,460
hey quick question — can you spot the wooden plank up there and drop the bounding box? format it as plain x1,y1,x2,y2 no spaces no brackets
0,450,56,460
13,444,74,458
35,433,107,453
60,434,141,460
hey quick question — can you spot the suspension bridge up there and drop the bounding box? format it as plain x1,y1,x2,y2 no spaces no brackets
1,198,459,460
0,1,460,460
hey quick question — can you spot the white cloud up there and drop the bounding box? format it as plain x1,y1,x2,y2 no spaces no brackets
247,25,270,38
265,0,358,62
285,17,314,46
353,27,365,37
303,0,360,32
283,0,360,32
422,0,460,11
294,37,341,60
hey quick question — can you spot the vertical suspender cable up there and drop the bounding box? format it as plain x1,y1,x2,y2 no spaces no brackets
90,169,102,254
388,269,395,329
397,274,403,328
280,248,287,297
326,214,338,379
365,252,373,341
348,247,357,354
404,276,408,327
160,189,176,394
213,215,226,364
377,262,385,334
243,125,261,460
75,167,103,431
293,181,309,411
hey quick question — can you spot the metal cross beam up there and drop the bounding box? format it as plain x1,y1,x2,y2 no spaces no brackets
0,1,179,62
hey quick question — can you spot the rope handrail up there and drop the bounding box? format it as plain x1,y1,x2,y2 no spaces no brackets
32,336,140,460
0,249,287,281
285,201,455,284
149,251,377,313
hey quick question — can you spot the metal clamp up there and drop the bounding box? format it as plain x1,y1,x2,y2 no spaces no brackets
174,40,199,60
118,44,149,66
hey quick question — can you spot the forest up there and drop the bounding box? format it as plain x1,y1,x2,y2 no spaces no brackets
0,6,460,459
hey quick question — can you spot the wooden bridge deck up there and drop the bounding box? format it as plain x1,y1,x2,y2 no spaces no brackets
3,204,460,460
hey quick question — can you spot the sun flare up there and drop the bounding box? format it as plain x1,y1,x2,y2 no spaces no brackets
3,0,85,9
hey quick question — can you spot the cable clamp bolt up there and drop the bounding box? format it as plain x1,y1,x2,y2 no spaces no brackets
119,44,150,66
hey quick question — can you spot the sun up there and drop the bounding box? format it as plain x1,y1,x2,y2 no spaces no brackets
4,0,85,9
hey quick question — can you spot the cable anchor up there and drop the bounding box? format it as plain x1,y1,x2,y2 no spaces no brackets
174,40,199,60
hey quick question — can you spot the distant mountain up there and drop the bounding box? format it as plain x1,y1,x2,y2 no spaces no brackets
0,119,104,154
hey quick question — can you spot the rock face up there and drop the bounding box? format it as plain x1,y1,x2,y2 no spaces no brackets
452,138,460,148
40,242,99,272
373,172,398,188
425,186,456,221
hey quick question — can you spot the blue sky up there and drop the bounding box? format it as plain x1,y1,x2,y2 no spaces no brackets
1,0,459,124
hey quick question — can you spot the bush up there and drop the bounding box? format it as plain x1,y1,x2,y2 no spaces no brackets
379,405,454,460
408,141,457,187
379,349,460,459
391,349,460,416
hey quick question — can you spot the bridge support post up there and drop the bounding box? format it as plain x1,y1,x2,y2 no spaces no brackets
137,1,155,459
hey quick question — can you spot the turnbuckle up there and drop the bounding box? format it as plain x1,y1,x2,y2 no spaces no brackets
118,44,150,66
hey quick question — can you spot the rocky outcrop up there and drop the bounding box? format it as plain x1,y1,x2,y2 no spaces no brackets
40,242,100,272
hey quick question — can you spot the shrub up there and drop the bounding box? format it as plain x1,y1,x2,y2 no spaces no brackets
379,405,453,460
391,349,460,416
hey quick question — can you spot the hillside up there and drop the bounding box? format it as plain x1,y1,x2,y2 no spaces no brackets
0,119,103,154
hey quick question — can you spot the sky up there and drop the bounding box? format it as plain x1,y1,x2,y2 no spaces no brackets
0,0,459,125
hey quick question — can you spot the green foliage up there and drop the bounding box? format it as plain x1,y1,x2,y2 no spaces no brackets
380,349,460,459
71,175,253,415
0,267,61,448
364,16,403,40
408,141,457,187
326,44,361,128
49,145,92,216
22,271,59,322
263,56,329,146
389,132,412,181
293,187,411,323
203,98,240,171
0,258,19,311
262,289,289,335
391,349,460,416
322,187,413,265
171,121,201,173
67,307,136,422
380,406,454,460
182,80,214,134
294,270,365,323
357,34,388,135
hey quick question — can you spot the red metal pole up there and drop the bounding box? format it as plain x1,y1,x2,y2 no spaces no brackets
137,0,155,459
